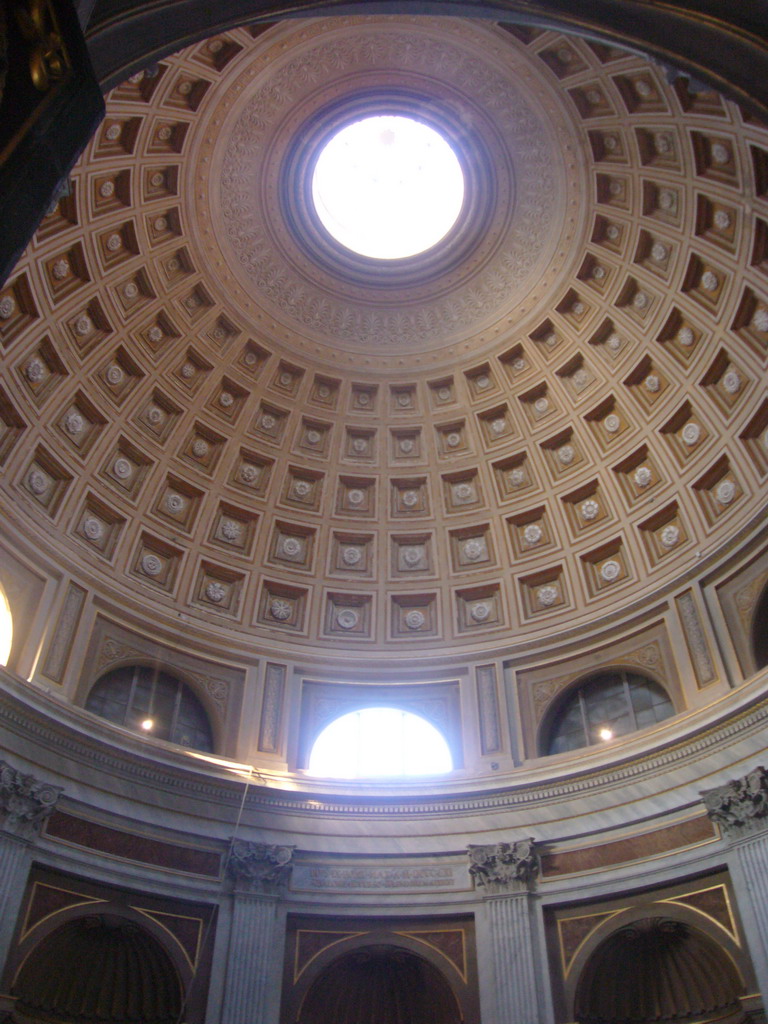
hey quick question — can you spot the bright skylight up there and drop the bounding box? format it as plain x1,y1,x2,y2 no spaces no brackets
311,115,464,260
308,707,453,779
0,587,11,667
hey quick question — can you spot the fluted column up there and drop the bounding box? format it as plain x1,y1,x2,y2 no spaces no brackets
220,841,293,1024
0,761,62,973
703,766,768,1004
468,839,545,1024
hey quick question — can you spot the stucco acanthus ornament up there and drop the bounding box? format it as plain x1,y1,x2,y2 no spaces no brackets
27,470,48,495
106,363,124,385
702,767,768,837
405,609,425,630
402,489,419,507
205,581,227,604
25,358,46,383
634,466,652,488
146,405,164,426
682,423,701,446
658,189,676,211
604,414,620,434
677,326,694,346
227,839,294,894
471,602,491,623
601,560,621,582
715,480,736,505
650,243,668,263
446,432,461,448
752,307,768,333
270,598,292,621
0,761,62,840
336,609,359,630
141,554,163,577
523,524,542,546
537,585,558,608
52,258,69,281
722,371,741,395
342,546,362,566
99,179,115,198
633,290,649,310
74,315,92,336
113,457,132,480
399,437,415,454
645,375,661,393
220,519,242,542
463,539,485,561
83,517,104,542
701,271,718,292
192,438,209,458
63,412,84,435
123,281,139,300
292,479,311,498
605,224,620,240
714,209,731,230
165,493,186,514
347,488,364,507
467,839,539,893
402,546,422,567
710,142,730,165
104,123,121,141
581,499,599,521
0,295,15,319
509,468,525,487
606,332,622,351
557,444,575,465
106,233,122,252
281,536,303,558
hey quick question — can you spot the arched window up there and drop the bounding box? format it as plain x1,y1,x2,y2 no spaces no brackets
0,584,12,667
752,583,768,671
308,707,453,779
543,670,674,756
85,665,213,752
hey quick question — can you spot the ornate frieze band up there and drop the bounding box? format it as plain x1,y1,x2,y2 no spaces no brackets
0,759,61,839
468,838,539,893
702,766,768,837
227,839,294,894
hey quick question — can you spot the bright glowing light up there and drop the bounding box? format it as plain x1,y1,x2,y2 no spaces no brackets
140,718,154,732
312,115,464,260
308,707,453,779
598,727,614,742
0,588,12,667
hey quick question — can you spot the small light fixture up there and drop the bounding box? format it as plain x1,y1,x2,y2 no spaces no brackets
598,726,613,742
140,718,154,732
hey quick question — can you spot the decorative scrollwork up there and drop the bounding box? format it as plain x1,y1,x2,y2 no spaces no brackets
0,759,62,838
227,839,294,894
467,838,539,892
702,766,768,837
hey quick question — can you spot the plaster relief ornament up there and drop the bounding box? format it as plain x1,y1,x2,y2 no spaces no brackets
468,839,539,892
634,466,652,488
571,301,585,317
509,468,525,488
537,585,558,607
714,209,732,230
437,387,451,402
651,243,668,263
106,364,124,386
99,179,115,198
752,307,768,333
336,609,359,630
219,391,235,408
347,488,364,507
710,142,730,165
192,438,209,458
145,325,164,346
146,405,164,426
655,133,673,154
0,295,15,319
463,538,486,561
351,437,368,454
150,171,165,188
63,412,84,435
659,189,676,210
165,493,186,514
476,374,490,390
446,431,461,448
0,760,62,839
608,180,623,197
471,602,491,623
587,89,602,106
701,270,719,292
104,123,121,141
682,423,701,446
491,418,506,435
396,392,410,407
74,315,92,336
453,482,474,502
281,536,303,558
702,766,768,836
357,392,370,407
635,78,653,97
592,265,606,281
405,609,426,630
633,290,649,310
106,233,122,252
604,414,620,434
27,470,48,495
153,217,167,232
157,124,173,141
402,489,419,508
205,581,227,604
402,546,422,568
270,598,291,621
292,479,311,498
279,372,293,387
534,397,549,414
181,362,196,379
113,457,132,480
557,444,575,465
342,546,362,566
606,224,620,240
260,413,276,430
603,134,618,151
513,357,525,372
220,519,242,542
240,463,260,485
601,559,622,582
523,523,543,546
645,374,661,393
52,259,70,281
177,80,192,95
722,371,742,395
227,839,293,893
83,517,104,542
607,332,622,352
141,553,163,577
305,429,321,445
660,525,680,549
581,499,599,521
716,480,736,505
25,358,46,383
573,368,590,389
677,326,695,346
123,282,139,300
398,437,414,454
317,383,331,398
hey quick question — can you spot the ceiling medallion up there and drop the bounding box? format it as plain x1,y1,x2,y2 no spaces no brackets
194,18,582,359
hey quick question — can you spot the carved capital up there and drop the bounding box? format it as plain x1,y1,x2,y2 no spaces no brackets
227,839,294,895
468,838,539,893
0,760,62,839
703,766,768,837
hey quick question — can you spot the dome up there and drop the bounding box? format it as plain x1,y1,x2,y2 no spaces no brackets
0,7,767,1024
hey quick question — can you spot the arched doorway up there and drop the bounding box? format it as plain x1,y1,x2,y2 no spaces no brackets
575,917,747,1024
299,945,463,1024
